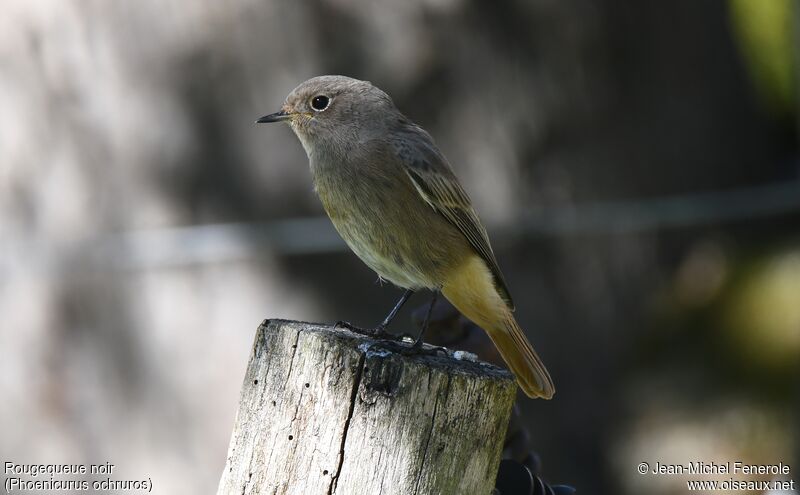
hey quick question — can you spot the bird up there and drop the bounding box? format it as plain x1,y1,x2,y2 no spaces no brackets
257,75,554,399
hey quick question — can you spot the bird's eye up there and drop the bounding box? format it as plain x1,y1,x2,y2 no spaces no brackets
311,95,330,111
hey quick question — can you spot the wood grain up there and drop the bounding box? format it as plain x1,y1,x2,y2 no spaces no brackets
217,319,516,495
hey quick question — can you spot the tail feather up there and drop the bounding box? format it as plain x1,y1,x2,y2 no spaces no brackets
442,255,555,399
491,314,555,399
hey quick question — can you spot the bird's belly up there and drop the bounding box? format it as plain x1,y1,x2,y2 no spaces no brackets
331,215,435,289
313,167,471,290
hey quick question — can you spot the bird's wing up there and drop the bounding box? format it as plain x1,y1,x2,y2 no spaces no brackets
391,123,514,310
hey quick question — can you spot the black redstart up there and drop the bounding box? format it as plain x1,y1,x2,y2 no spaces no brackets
258,76,554,399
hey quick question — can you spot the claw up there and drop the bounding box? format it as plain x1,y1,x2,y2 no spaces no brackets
388,340,449,358
333,321,394,340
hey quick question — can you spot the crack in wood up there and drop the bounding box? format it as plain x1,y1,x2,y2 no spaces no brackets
413,371,449,495
327,352,366,495
282,330,302,390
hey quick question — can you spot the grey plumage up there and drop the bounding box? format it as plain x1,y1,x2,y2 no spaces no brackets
258,75,554,398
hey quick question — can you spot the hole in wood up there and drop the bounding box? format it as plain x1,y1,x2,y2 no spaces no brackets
288,435,294,440
304,383,310,388
272,401,276,406
323,470,329,475
253,379,258,385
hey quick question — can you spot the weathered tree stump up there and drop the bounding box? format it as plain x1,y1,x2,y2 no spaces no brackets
217,319,517,495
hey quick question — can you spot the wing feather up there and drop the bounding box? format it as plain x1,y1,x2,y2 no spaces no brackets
391,123,515,310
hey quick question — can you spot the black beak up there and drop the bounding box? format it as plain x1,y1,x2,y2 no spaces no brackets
256,110,291,123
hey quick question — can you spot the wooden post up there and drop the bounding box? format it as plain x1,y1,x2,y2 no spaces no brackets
217,319,517,495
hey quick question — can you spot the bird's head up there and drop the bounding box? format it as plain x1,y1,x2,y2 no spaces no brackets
257,75,398,153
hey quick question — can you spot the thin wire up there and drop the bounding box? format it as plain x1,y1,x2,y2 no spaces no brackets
8,180,800,272
518,179,800,236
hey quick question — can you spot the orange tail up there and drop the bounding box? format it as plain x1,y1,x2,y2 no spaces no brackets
442,255,555,399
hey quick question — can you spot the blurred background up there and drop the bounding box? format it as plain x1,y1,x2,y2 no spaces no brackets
1,0,799,493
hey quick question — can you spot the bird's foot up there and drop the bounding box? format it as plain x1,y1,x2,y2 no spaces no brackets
391,335,449,357
349,333,449,358
334,320,395,340
401,343,449,358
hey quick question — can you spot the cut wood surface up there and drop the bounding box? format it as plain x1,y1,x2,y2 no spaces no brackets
217,319,517,495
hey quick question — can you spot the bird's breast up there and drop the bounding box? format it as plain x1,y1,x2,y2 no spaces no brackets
311,163,469,290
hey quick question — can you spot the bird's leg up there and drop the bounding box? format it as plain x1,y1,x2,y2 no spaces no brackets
392,291,448,357
335,289,414,339
412,291,438,348
379,288,414,330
